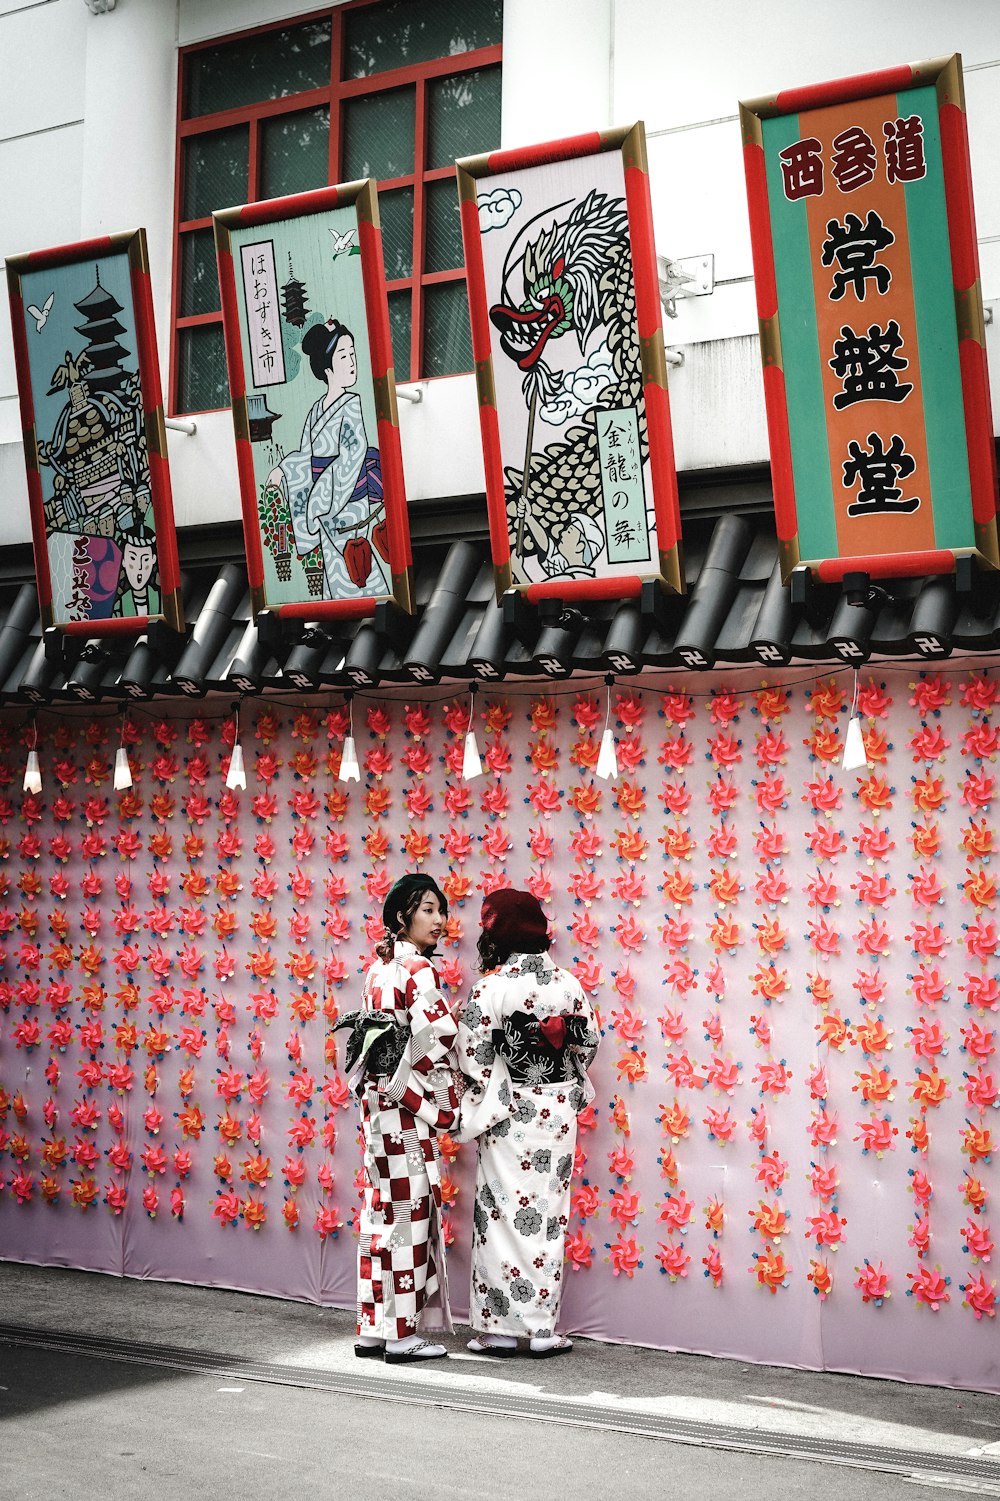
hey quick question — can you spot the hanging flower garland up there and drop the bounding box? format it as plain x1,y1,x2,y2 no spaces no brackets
33,721,74,1208
476,698,513,901
603,689,648,1282
11,717,58,1204
310,704,351,1244
559,692,605,1275
207,710,246,1230
71,720,113,1217
954,673,998,1320
733,681,792,1297
795,681,848,1297
440,697,475,914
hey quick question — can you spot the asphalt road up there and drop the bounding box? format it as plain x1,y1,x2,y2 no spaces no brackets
0,1342,984,1501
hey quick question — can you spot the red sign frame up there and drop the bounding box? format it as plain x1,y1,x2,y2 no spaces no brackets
458,124,684,603
6,229,183,636
741,54,998,583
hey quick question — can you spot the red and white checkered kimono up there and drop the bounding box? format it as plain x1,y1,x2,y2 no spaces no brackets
354,940,459,1340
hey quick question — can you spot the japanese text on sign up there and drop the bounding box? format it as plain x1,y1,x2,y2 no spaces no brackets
787,112,928,522
239,240,287,388
779,116,927,200
597,407,652,566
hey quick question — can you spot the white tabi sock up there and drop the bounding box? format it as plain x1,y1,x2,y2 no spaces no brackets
386,1334,423,1354
529,1334,566,1352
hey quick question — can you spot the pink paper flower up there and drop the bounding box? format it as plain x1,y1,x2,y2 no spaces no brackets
907,1264,951,1310
608,1235,641,1277
962,1272,997,1320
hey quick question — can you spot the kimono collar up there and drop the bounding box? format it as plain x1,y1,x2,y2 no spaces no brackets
393,939,424,960
504,950,555,975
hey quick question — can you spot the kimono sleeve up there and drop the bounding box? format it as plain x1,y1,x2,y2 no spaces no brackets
405,958,458,1076
455,978,512,1144
379,957,458,1130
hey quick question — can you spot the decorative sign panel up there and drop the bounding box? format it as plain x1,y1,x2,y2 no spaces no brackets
214,183,413,621
741,54,999,583
458,125,684,603
5,230,183,635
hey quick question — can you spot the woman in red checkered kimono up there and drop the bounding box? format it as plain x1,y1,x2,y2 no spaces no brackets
337,874,459,1364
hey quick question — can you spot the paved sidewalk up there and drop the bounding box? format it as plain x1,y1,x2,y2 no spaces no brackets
1,1259,998,1496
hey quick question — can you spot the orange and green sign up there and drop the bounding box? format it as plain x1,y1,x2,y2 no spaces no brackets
741,54,998,583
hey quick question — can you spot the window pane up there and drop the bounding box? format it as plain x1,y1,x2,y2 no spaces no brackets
427,66,501,169
345,0,501,79
183,126,248,221
342,88,415,181
177,323,230,414
422,281,472,377
179,229,220,317
388,290,412,381
260,106,330,199
379,188,414,280
424,177,463,274
184,20,332,118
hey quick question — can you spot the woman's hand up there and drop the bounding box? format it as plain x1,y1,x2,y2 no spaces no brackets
265,469,284,491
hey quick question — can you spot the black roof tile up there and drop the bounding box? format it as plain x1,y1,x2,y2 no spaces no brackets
2,498,999,701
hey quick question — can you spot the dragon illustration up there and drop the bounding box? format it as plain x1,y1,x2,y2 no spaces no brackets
488,189,644,578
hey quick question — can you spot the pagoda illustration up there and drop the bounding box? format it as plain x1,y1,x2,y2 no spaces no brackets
73,269,131,394
37,267,149,538
280,254,310,328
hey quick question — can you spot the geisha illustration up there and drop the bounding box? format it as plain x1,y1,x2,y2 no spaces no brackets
265,318,387,599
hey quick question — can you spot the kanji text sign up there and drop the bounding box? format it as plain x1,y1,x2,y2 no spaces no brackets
742,56,998,583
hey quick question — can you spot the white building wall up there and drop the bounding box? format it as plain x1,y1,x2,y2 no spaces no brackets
0,0,997,545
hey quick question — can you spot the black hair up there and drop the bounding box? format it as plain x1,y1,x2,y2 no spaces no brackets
120,519,156,548
477,924,551,975
375,882,447,961
301,320,354,381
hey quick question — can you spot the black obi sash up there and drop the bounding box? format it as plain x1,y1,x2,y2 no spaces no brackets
334,1010,410,1077
491,1009,591,1085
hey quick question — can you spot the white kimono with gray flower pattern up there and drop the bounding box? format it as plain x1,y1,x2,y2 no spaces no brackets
457,952,598,1339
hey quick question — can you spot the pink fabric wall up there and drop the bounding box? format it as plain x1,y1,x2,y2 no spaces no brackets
0,667,997,1391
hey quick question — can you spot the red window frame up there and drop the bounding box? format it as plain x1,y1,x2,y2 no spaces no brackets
171,1,502,414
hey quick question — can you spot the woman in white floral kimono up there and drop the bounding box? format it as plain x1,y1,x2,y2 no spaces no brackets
337,874,459,1364
266,319,388,600
457,889,599,1357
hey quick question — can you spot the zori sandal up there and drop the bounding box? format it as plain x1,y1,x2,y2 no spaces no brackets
529,1337,573,1359
467,1337,517,1357
384,1339,448,1364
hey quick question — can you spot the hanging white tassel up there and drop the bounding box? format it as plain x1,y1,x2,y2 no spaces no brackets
22,748,41,795
462,682,483,780
225,740,247,790
841,714,869,771
841,670,870,772
462,726,483,781
339,733,361,782
339,694,361,782
596,726,618,780
113,746,133,790
595,675,618,781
